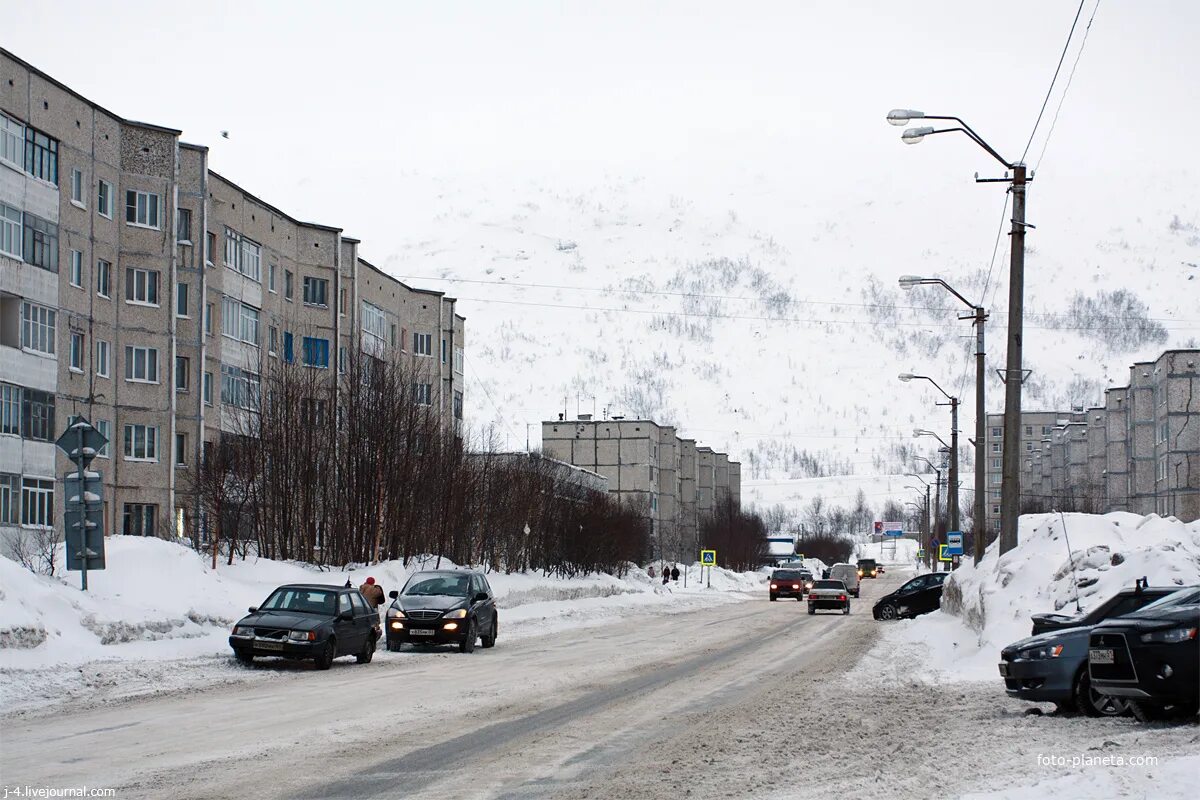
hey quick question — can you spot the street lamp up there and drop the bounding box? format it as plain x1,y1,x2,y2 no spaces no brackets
899,277,987,565
889,107,1027,557
903,376,960,539
912,454,944,540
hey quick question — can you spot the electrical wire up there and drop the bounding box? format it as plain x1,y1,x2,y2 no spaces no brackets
1021,0,1088,164
1035,0,1102,171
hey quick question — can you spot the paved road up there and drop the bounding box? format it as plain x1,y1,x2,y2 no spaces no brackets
0,576,893,799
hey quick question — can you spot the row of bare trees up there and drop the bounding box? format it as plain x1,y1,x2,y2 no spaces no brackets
186,347,669,575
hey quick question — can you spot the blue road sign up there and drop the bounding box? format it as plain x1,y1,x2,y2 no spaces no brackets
946,531,964,556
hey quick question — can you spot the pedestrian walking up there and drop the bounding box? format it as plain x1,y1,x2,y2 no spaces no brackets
359,576,385,608
662,566,670,586
648,565,657,579
671,565,680,582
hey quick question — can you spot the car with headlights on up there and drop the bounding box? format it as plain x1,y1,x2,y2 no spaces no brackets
807,579,850,615
856,558,879,579
1088,585,1200,722
997,583,1179,716
386,569,498,653
769,568,810,601
229,584,381,670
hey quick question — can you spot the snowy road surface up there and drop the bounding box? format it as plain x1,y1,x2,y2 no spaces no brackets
3,575,1196,799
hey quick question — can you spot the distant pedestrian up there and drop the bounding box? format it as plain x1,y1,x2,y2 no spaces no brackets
648,565,657,579
359,576,385,608
662,567,670,586
671,565,680,582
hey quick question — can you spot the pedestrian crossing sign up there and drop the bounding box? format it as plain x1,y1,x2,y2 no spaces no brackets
700,549,717,567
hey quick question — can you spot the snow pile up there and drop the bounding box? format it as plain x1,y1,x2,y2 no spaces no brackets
852,512,1200,685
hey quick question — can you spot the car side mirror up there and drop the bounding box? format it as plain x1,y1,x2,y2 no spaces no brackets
338,610,353,621
389,590,399,599
474,592,489,602
248,606,258,613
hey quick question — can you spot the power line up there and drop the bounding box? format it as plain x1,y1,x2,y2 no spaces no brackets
1035,0,1102,171
1021,0,1088,164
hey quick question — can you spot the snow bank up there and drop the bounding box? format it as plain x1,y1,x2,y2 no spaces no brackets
851,512,1200,685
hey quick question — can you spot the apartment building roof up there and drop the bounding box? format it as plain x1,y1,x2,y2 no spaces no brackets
2,47,184,136
209,170,343,234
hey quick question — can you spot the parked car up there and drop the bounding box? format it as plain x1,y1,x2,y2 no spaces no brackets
829,563,861,598
769,568,809,601
1089,586,1200,722
856,558,879,579
1030,583,1177,636
872,572,949,620
385,569,498,653
807,579,850,615
998,584,1179,716
229,584,381,670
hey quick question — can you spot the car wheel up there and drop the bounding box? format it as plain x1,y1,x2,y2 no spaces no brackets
235,651,254,666
481,615,497,649
877,604,898,621
769,594,777,602
807,606,816,615
1128,700,1170,723
356,634,376,664
843,604,850,615
795,596,803,602
314,638,336,670
1074,669,1127,718
386,638,401,652
459,619,477,654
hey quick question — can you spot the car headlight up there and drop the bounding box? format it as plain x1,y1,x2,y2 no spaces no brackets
1140,626,1198,644
386,607,406,619
232,625,254,637
1018,644,1064,660
288,630,316,641
443,608,468,619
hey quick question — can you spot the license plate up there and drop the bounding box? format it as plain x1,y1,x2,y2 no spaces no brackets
1090,648,1114,665
410,629,435,637
998,663,1009,677
256,640,285,651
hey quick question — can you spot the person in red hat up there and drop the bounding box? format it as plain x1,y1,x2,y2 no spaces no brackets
359,576,385,608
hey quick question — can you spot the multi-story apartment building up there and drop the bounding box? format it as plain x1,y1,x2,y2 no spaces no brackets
0,49,464,554
984,410,1067,532
540,416,739,559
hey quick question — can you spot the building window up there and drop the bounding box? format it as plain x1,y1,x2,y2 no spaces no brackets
95,339,110,379
69,331,84,372
362,302,387,352
96,259,111,298
70,250,84,287
125,267,160,305
1158,421,1169,444
454,346,464,374
97,180,113,218
175,433,188,467
0,202,22,259
991,457,1001,470
302,276,328,307
990,427,1002,438
205,231,216,265
0,384,20,436
0,473,18,525
301,398,327,426
23,213,59,272
21,478,55,528
454,390,463,420
268,325,278,356
268,261,277,293
25,127,59,184
412,382,432,406
220,364,260,410
20,301,56,355
205,303,213,335
990,442,1001,454
0,113,22,169
176,283,189,317
339,288,347,315
95,419,110,457
176,356,190,392
991,504,1000,515
222,227,261,282
990,474,1001,486
284,270,294,300
176,208,192,244
413,332,432,356
301,336,329,368
1042,425,1053,436
71,168,85,206
24,389,56,442
124,424,159,461
203,371,213,406
220,297,260,346
123,503,157,536
125,190,161,228
1026,442,1034,452
1156,456,1167,482
124,345,160,383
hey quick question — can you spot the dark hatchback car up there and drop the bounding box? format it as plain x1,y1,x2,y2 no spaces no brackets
857,559,879,579
1089,586,1200,722
229,584,381,670
872,572,949,620
386,569,498,653
769,569,810,601
998,584,1177,716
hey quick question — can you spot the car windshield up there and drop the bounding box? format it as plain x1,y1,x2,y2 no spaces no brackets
773,570,804,579
403,574,471,597
813,580,844,590
260,588,338,616
1130,586,1200,613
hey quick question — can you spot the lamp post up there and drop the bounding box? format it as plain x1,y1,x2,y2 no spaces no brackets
898,279,987,565
913,455,943,546
903,376,960,539
888,108,1025,556
915,427,957,536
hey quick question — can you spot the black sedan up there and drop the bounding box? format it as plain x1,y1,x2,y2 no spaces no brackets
872,572,949,620
1089,586,1200,722
385,569,498,653
229,584,381,670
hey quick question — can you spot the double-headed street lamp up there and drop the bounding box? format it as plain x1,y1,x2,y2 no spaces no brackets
899,278,987,565
903,375,960,544
888,108,1027,557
